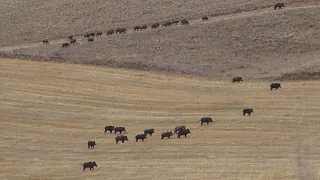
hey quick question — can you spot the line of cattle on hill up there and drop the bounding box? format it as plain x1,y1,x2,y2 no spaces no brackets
82,81,281,171
42,3,286,49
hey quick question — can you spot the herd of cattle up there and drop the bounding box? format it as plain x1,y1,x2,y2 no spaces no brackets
60,2,286,171
42,3,286,49
82,79,281,171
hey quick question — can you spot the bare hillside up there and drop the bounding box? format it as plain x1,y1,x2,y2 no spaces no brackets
1,59,320,180
3,5,320,80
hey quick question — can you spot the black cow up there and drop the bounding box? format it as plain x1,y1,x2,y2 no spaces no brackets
202,16,209,21
68,35,73,40
88,37,94,42
161,131,173,139
96,32,102,36
114,127,126,134
70,39,76,44
201,117,213,125
115,135,128,143
84,34,91,38
274,3,285,10
177,129,191,138
133,26,141,31
87,141,96,149
104,126,115,133
172,20,179,25
140,25,148,30
232,77,243,83
270,83,281,91
135,134,147,142
90,32,95,37
107,29,114,35
42,39,49,44
162,22,172,27
62,42,69,47
116,28,127,34
151,23,160,29
144,129,155,136
181,19,189,25
174,126,186,134
243,108,254,116
83,161,97,171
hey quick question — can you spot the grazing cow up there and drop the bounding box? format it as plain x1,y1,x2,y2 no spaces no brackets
62,42,69,47
270,83,281,91
42,39,49,44
83,161,97,171
115,135,128,143
200,117,213,125
140,25,148,30
161,131,173,139
243,108,254,116
274,3,285,10
68,35,73,40
174,126,186,134
135,134,147,142
144,129,155,136
151,23,160,29
84,34,91,38
107,29,114,35
70,39,76,44
104,126,115,133
88,37,94,42
116,28,127,34
181,19,189,25
114,127,126,134
162,22,172,27
90,32,95,37
133,26,141,31
232,77,243,83
172,20,179,25
202,16,209,21
96,32,102,36
177,129,191,138
87,141,96,149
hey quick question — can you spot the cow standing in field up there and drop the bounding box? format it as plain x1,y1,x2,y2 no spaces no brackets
135,134,147,142
107,29,114,35
151,23,160,29
200,117,213,125
174,126,186,134
87,141,96,149
115,135,128,143
140,25,148,30
68,35,73,40
133,25,141,31
270,83,281,91
62,42,69,47
88,37,94,42
83,161,97,171
181,19,189,25
70,39,76,44
114,127,126,134
161,131,173,139
177,129,191,138
202,16,209,21
144,129,155,136
96,32,102,36
274,3,285,10
232,77,243,83
104,126,115,133
42,39,49,44
243,108,254,116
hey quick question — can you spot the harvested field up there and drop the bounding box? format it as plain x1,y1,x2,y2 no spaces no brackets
1,59,320,180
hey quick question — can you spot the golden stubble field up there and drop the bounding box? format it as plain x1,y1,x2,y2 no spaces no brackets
1,59,320,180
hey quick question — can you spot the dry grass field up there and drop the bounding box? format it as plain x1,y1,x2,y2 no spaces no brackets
1,59,320,180
0,1,319,80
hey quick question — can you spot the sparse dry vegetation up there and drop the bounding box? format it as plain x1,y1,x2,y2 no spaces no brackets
1,59,320,180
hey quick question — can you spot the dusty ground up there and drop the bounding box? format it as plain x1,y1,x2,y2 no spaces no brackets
1,59,320,180
0,1,319,80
